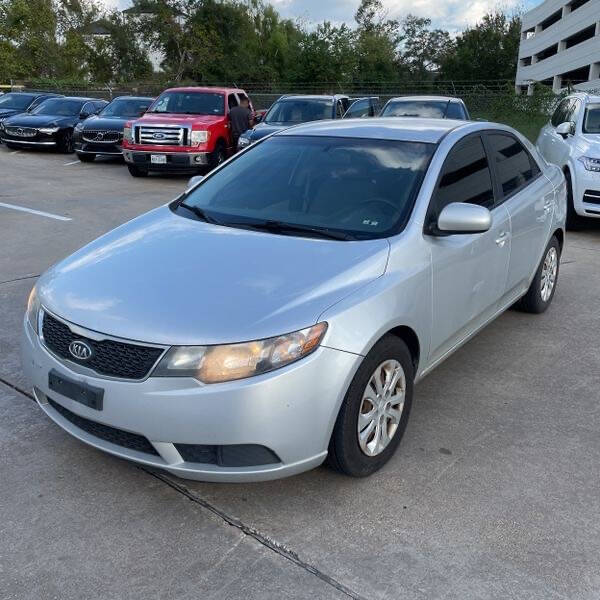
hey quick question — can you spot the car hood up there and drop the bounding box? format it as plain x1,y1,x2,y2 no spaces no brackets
38,206,389,345
247,122,289,141
81,115,128,131
4,114,77,128
135,113,223,127
576,134,600,156
0,108,22,119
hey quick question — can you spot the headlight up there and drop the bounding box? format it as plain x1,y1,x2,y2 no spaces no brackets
578,156,600,172
153,322,327,383
38,127,59,134
191,130,209,145
237,136,251,148
123,126,133,142
26,286,41,334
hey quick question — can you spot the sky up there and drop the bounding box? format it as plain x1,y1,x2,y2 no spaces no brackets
105,0,542,32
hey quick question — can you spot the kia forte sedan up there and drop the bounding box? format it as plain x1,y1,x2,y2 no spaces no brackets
22,118,566,482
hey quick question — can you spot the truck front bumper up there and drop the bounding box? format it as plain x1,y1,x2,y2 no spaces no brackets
123,150,210,171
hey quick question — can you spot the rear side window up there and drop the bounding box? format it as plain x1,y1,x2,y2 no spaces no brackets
486,133,539,198
446,102,466,120
429,136,495,221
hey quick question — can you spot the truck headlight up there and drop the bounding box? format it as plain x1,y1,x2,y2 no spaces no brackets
191,130,210,145
123,126,133,142
38,127,59,134
153,323,327,383
26,286,41,334
578,156,600,172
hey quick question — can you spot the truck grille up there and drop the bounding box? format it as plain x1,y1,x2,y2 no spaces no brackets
583,190,600,205
5,126,37,137
136,125,186,146
42,312,164,380
82,130,121,143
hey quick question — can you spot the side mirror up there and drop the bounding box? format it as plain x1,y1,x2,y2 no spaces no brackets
436,202,492,235
79,111,90,120
556,121,574,137
186,175,204,190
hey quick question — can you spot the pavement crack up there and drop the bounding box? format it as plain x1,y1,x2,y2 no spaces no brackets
0,376,35,401
0,273,40,286
143,468,370,600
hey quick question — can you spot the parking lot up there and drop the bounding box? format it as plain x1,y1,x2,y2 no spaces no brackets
2,145,600,599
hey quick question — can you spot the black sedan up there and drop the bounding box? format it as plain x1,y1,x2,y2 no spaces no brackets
0,92,63,136
73,96,153,162
0,97,108,152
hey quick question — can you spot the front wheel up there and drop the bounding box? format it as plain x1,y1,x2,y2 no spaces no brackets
565,170,584,231
127,164,148,177
208,142,226,171
77,152,95,162
59,129,74,153
327,335,414,477
515,236,560,314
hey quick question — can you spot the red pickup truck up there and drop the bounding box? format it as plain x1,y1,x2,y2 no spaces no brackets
122,86,256,177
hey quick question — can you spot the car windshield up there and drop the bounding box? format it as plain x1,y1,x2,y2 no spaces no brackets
264,99,333,124
148,91,224,115
582,105,600,133
0,93,35,110
381,100,449,118
179,135,435,239
30,99,84,116
100,98,152,118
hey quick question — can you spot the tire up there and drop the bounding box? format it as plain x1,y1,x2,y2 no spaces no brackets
59,129,74,153
565,170,584,231
208,141,226,171
515,236,560,314
5,142,19,150
327,335,414,477
127,164,148,178
77,152,95,162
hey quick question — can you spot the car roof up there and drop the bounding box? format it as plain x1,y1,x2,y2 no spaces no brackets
165,86,245,95
276,117,468,144
386,95,463,103
56,96,107,102
570,92,600,104
111,95,154,101
277,94,348,101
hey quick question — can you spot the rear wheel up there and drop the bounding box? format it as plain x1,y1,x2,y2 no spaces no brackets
127,164,148,177
77,152,95,162
565,170,584,230
515,236,560,314
327,335,414,477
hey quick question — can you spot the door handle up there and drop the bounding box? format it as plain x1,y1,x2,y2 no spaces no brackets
495,231,509,247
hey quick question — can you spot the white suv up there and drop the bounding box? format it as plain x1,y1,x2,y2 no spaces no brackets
537,92,600,228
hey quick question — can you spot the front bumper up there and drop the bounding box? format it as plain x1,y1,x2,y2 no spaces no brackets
123,150,210,171
74,141,123,156
21,316,360,482
0,135,57,146
573,163,600,218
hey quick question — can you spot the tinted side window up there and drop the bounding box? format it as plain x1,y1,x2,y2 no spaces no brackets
81,102,95,115
487,134,537,198
336,100,345,118
344,99,371,118
446,102,466,120
429,136,495,222
551,99,570,126
228,94,238,109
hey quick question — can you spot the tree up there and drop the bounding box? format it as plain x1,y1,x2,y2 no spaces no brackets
439,11,522,81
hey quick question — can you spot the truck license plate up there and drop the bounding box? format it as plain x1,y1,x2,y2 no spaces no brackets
151,154,167,164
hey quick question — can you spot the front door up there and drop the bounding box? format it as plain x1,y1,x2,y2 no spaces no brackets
425,134,511,365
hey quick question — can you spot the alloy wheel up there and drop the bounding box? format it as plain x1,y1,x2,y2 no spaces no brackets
357,359,406,457
540,246,558,302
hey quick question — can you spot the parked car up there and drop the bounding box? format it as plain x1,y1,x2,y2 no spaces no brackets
237,94,379,149
536,92,600,229
380,96,470,120
22,118,565,482
121,86,257,176
0,92,63,135
73,96,153,162
0,97,107,152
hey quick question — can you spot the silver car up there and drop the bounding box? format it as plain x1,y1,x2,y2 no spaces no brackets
22,118,566,482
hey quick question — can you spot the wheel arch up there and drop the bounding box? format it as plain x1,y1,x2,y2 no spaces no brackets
385,325,420,375
553,227,564,252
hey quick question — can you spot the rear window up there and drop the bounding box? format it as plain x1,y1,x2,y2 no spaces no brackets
381,100,448,118
264,99,333,124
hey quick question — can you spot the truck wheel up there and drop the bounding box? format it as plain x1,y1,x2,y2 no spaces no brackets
77,153,95,162
127,164,148,177
209,142,226,171
565,170,584,231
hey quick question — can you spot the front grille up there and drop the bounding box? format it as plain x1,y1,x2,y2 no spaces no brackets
82,129,121,143
42,312,164,380
175,443,280,467
136,124,186,146
583,189,600,205
48,398,159,456
5,126,37,137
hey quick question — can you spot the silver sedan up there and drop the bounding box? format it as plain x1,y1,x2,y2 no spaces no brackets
22,118,566,481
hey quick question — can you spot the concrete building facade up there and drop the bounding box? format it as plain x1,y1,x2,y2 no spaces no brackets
515,0,600,94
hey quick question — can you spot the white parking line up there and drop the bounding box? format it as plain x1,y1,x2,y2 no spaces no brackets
10,151,20,155
0,202,72,221
63,160,81,166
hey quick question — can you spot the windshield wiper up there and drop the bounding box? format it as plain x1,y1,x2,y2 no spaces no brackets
179,203,223,225
225,219,354,241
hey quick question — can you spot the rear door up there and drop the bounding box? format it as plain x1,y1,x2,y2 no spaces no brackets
343,97,378,118
484,132,551,301
425,134,512,365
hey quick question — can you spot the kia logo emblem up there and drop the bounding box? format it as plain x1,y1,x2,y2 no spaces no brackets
153,132,165,139
69,340,93,361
